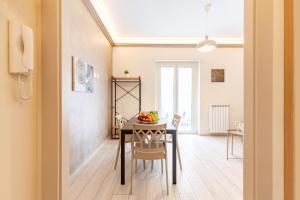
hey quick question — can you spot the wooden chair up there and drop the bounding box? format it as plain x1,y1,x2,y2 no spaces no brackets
130,123,169,195
113,114,129,170
114,115,145,170
226,121,244,160
166,114,182,169
151,114,183,171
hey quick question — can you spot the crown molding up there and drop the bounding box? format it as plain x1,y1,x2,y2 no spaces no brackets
83,0,115,46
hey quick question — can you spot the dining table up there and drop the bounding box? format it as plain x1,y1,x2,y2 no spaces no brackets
120,117,177,185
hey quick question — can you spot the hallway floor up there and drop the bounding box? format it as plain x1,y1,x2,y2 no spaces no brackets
70,135,243,200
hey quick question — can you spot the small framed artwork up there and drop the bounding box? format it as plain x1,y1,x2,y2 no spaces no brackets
86,64,95,93
211,69,225,82
72,56,95,93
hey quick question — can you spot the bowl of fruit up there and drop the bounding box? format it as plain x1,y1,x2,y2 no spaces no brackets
137,111,159,124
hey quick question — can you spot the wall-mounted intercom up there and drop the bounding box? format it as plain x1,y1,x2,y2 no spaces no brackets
9,21,34,100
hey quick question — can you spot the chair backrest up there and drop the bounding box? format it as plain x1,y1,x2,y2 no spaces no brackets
132,123,167,149
237,121,244,133
115,114,127,129
172,114,181,130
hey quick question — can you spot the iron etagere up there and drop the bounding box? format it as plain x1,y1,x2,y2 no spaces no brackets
111,76,141,139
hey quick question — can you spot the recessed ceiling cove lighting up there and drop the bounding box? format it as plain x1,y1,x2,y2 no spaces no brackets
88,0,244,46
90,0,116,36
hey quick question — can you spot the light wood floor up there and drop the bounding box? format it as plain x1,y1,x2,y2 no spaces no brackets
69,135,243,200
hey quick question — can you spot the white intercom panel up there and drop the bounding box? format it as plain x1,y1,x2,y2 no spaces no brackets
9,21,34,74
9,21,34,100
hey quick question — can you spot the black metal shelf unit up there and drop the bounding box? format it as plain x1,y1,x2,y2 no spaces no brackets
111,76,141,139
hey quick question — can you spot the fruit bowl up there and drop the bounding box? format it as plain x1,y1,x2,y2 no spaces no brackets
138,120,158,124
137,111,159,124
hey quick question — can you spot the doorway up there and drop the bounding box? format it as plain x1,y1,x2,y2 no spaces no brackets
156,61,199,133
40,0,285,199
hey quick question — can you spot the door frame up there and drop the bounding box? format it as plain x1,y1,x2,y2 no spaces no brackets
284,0,295,199
42,0,293,199
244,0,286,198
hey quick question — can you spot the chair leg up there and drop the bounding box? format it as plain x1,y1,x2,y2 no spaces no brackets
227,133,229,160
231,135,234,155
135,159,138,173
114,141,121,170
161,159,163,174
151,160,154,170
143,160,146,170
130,157,134,195
165,158,169,195
176,142,183,170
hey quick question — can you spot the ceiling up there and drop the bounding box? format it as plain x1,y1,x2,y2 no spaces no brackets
90,0,244,44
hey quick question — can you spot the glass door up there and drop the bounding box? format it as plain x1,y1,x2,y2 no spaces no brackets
156,61,199,133
160,66,175,123
177,67,193,131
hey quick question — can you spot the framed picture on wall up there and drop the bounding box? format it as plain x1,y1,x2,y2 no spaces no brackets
72,56,95,93
86,64,95,93
211,69,225,82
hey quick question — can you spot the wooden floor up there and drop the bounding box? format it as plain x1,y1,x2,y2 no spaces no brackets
69,135,243,200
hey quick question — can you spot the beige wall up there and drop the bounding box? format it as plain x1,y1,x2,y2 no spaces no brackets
0,0,41,200
113,47,244,134
61,0,112,179
295,0,300,198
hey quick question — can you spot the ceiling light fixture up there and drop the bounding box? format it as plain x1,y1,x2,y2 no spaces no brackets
197,35,217,52
197,0,217,52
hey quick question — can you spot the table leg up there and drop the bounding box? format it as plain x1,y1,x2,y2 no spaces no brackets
172,133,177,184
121,132,125,185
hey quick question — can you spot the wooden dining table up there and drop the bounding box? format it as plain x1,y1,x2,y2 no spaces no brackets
120,117,177,185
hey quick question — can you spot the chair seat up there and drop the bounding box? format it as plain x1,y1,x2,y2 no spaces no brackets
130,123,169,195
135,142,165,149
133,143,166,160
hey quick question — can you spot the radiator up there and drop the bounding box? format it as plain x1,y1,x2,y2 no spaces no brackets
209,104,230,133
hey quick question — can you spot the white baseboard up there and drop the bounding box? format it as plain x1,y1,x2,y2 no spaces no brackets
69,138,109,184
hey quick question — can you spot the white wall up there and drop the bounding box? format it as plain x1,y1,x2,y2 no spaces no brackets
113,47,243,134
